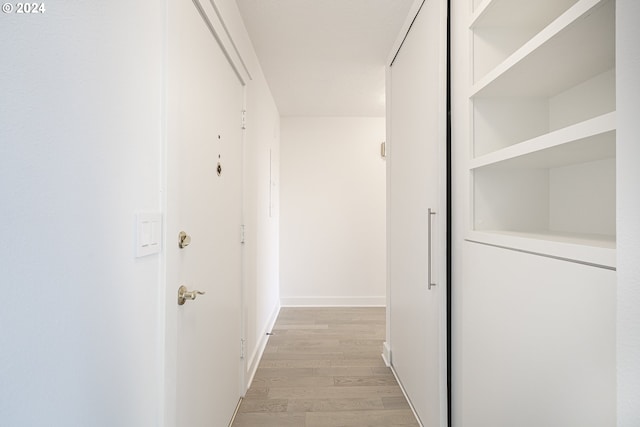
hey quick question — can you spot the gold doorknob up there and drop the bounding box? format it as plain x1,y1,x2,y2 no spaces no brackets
178,285,205,305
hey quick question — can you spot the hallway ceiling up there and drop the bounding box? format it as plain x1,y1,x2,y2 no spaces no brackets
236,0,415,117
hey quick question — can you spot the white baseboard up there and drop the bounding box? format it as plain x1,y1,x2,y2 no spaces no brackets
243,302,281,393
387,361,424,427
280,296,386,307
382,341,391,367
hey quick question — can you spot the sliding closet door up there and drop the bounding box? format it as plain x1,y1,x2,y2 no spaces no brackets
387,0,447,425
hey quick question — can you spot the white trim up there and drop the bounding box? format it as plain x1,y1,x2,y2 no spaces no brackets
243,302,281,394
238,84,248,399
382,341,392,367
387,360,425,427
280,296,386,307
465,230,616,269
387,0,429,66
192,0,251,85
206,0,253,81
385,42,393,390
227,398,243,427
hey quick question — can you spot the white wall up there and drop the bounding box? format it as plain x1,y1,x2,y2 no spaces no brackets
616,0,640,424
241,46,282,387
280,117,386,306
0,2,164,425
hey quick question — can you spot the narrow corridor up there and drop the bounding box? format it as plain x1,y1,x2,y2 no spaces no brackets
232,307,419,426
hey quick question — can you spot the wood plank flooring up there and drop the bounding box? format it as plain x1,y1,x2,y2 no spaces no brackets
231,307,419,427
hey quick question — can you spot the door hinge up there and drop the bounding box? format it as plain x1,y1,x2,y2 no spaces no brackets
240,338,246,359
240,224,246,244
241,110,247,130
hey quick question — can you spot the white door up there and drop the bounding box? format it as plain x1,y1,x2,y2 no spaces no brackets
387,0,447,425
166,0,244,425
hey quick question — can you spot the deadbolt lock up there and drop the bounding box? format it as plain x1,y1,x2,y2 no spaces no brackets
178,231,191,249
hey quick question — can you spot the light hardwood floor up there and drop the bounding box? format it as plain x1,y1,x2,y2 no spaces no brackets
231,307,419,427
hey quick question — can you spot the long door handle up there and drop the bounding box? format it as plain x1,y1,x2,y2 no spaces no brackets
428,208,436,290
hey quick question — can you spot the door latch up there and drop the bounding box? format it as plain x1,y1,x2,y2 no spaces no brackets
178,285,205,305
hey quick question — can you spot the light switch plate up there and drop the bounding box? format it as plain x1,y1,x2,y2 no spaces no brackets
136,212,162,257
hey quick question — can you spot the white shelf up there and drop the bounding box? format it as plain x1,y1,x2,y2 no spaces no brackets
470,0,580,83
471,0,614,98
471,0,577,30
470,112,616,169
466,230,616,269
470,0,494,27
468,0,617,266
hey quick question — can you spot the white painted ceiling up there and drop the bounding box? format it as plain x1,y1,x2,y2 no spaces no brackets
236,0,415,117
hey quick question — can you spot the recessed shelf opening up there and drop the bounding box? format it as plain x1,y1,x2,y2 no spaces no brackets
468,0,616,268
473,153,616,242
473,68,615,157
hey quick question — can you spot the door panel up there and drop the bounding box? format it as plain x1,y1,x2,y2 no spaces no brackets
388,0,447,425
166,0,244,425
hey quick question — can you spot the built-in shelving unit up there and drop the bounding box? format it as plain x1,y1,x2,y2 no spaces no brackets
467,0,616,268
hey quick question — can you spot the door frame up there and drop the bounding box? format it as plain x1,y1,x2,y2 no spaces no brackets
161,0,252,425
